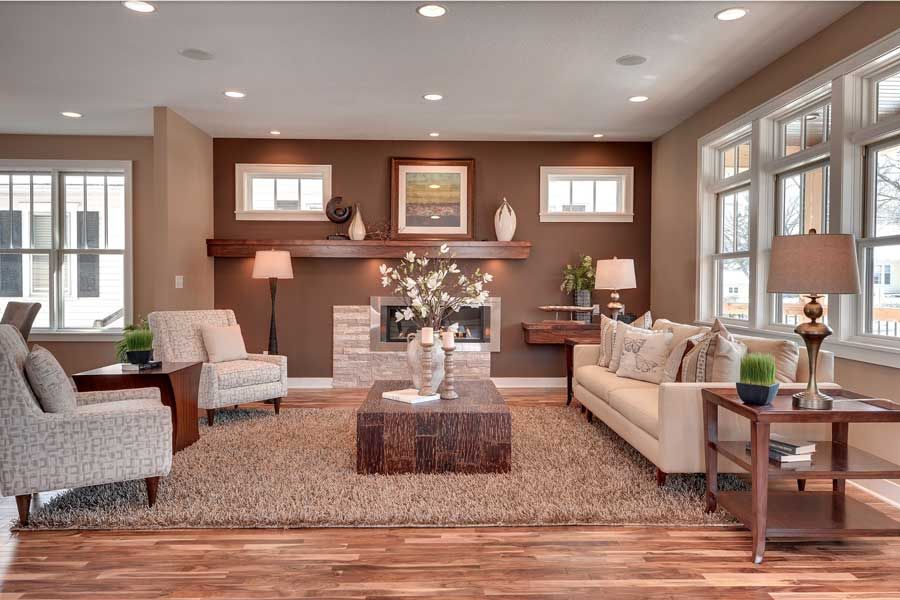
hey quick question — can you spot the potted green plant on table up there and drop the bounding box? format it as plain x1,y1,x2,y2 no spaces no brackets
736,353,779,406
116,319,154,365
560,255,595,323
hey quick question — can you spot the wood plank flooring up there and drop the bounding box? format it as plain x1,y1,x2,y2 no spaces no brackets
2,388,900,599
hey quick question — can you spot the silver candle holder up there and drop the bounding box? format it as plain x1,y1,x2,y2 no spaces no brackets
440,345,459,400
419,339,435,396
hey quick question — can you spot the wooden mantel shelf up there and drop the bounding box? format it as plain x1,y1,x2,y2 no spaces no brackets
206,239,532,259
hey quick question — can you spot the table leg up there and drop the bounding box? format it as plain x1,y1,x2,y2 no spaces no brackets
565,343,575,406
703,399,719,513
832,422,849,495
751,421,770,564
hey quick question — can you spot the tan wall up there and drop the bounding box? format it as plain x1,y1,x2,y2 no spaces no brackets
651,3,900,469
0,134,155,371
152,107,214,310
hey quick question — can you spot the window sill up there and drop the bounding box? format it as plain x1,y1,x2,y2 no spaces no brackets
29,330,123,342
235,211,329,222
539,212,634,223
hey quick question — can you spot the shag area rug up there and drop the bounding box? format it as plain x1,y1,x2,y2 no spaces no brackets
20,407,744,530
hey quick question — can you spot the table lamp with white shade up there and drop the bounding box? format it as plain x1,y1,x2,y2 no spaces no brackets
252,250,294,355
767,231,859,410
594,257,636,319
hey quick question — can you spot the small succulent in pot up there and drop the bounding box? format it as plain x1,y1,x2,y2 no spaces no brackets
122,326,154,365
736,353,779,406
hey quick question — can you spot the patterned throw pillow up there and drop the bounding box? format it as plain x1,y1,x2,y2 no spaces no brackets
24,345,76,413
661,331,707,383
680,319,748,383
608,315,654,372
597,311,652,368
615,328,674,384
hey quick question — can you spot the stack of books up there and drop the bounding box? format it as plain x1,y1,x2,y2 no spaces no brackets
382,388,440,404
747,432,816,465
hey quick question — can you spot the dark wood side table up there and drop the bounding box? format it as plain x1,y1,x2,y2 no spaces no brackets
702,388,900,564
564,336,603,406
73,362,203,453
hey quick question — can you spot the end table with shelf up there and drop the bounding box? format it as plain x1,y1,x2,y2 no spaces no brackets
702,388,900,564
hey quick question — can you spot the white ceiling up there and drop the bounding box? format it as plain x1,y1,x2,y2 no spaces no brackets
0,1,858,141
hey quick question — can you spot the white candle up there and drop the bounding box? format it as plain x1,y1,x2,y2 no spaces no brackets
420,327,434,345
442,330,456,349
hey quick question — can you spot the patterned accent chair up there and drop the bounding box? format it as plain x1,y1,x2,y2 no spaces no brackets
148,310,287,425
0,325,172,525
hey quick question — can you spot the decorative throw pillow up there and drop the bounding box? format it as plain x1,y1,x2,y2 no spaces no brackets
633,310,653,329
608,320,661,372
680,319,747,383
615,329,673,384
598,312,652,368
24,345,76,413
200,324,249,363
661,331,707,383
652,318,707,344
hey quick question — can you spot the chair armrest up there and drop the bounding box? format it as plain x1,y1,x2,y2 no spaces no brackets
573,345,601,371
247,353,287,367
76,387,162,406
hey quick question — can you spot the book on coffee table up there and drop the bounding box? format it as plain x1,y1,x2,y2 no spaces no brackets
382,388,440,404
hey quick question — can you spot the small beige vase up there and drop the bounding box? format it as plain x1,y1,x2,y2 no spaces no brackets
348,204,367,241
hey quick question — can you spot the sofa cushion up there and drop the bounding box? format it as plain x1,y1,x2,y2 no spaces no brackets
216,360,281,389
575,365,658,401
25,345,76,413
607,387,660,439
652,318,707,344
681,319,747,383
733,334,800,383
615,328,673,384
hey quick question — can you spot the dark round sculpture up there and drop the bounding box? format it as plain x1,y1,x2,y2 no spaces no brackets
325,196,352,224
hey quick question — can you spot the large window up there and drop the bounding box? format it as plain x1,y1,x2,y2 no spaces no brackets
862,137,900,338
0,163,130,334
235,163,331,221
714,187,750,320
539,166,633,222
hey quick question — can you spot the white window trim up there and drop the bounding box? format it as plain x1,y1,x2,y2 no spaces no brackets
539,166,633,223
234,163,331,222
696,29,900,369
0,159,133,341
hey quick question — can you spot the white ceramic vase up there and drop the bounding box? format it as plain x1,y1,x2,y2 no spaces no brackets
348,204,367,241
494,197,516,241
406,331,445,391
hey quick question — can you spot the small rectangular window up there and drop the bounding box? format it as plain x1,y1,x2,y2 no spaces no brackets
876,70,900,122
539,166,633,222
718,138,751,179
781,104,831,156
236,164,331,221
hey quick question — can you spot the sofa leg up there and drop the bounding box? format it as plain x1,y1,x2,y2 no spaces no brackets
15,494,31,525
586,411,593,424
273,397,282,415
656,468,667,487
206,409,216,427
797,479,806,492
145,476,160,508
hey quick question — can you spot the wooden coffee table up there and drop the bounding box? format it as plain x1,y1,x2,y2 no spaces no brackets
357,380,511,475
73,362,202,453
702,388,900,564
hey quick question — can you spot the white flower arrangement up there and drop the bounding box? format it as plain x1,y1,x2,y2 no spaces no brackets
380,244,493,329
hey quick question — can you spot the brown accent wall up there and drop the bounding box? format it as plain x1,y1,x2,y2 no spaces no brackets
214,139,652,378
0,134,155,372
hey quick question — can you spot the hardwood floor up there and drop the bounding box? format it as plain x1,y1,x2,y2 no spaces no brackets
2,388,900,599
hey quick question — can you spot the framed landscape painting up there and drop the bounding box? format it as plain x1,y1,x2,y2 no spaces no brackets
391,158,474,240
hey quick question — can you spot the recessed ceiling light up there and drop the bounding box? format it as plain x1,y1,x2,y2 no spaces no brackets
122,1,155,13
224,90,246,99
616,54,646,67
423,93,443,101
60,111,83,118
417,4,447,18
178,48,213,61
269,130,281,135
628,95,649,103
592,133,604,138
430,215,441,220
715,7,747,21
429,132,440,137
429,184,441,189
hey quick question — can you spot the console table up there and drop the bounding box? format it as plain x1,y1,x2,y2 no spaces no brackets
702,388,900,564
522,320,601,345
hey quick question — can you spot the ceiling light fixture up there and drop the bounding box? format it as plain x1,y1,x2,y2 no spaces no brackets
60,111,83,119
715,7,748,21
592,133,604,138
429,132,440,137
178,48,213,61
224,90,246,99
429,184,441,189
616,55,646,67
628,95,649,103
423,93,443,102
122,1,156,13
417,4,447,18
430,215,441,220
270,130,281,135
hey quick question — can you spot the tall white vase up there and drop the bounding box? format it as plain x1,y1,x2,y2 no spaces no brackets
348,204,367,241
406,331,445,390
494,197,516,241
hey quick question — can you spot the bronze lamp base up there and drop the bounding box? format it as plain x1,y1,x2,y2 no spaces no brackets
793,294,832,410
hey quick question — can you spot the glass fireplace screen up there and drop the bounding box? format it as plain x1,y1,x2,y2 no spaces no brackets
381,305,491,344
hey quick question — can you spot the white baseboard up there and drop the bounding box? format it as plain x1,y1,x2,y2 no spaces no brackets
849,479,900,509
490,377,566,388
287,377,334,389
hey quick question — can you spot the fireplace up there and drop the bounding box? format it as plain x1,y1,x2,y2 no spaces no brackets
369,296,501,352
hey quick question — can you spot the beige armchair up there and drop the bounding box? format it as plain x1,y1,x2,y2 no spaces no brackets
148,310,287,425
0,325,172,525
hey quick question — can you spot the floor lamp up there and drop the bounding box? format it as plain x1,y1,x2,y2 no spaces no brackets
252,250,294,355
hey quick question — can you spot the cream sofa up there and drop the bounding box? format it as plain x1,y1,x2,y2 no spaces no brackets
572,333,837,484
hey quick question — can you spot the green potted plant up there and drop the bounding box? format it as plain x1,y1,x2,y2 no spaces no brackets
560,255,595,323
116,319,153,365
736,353,779,406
